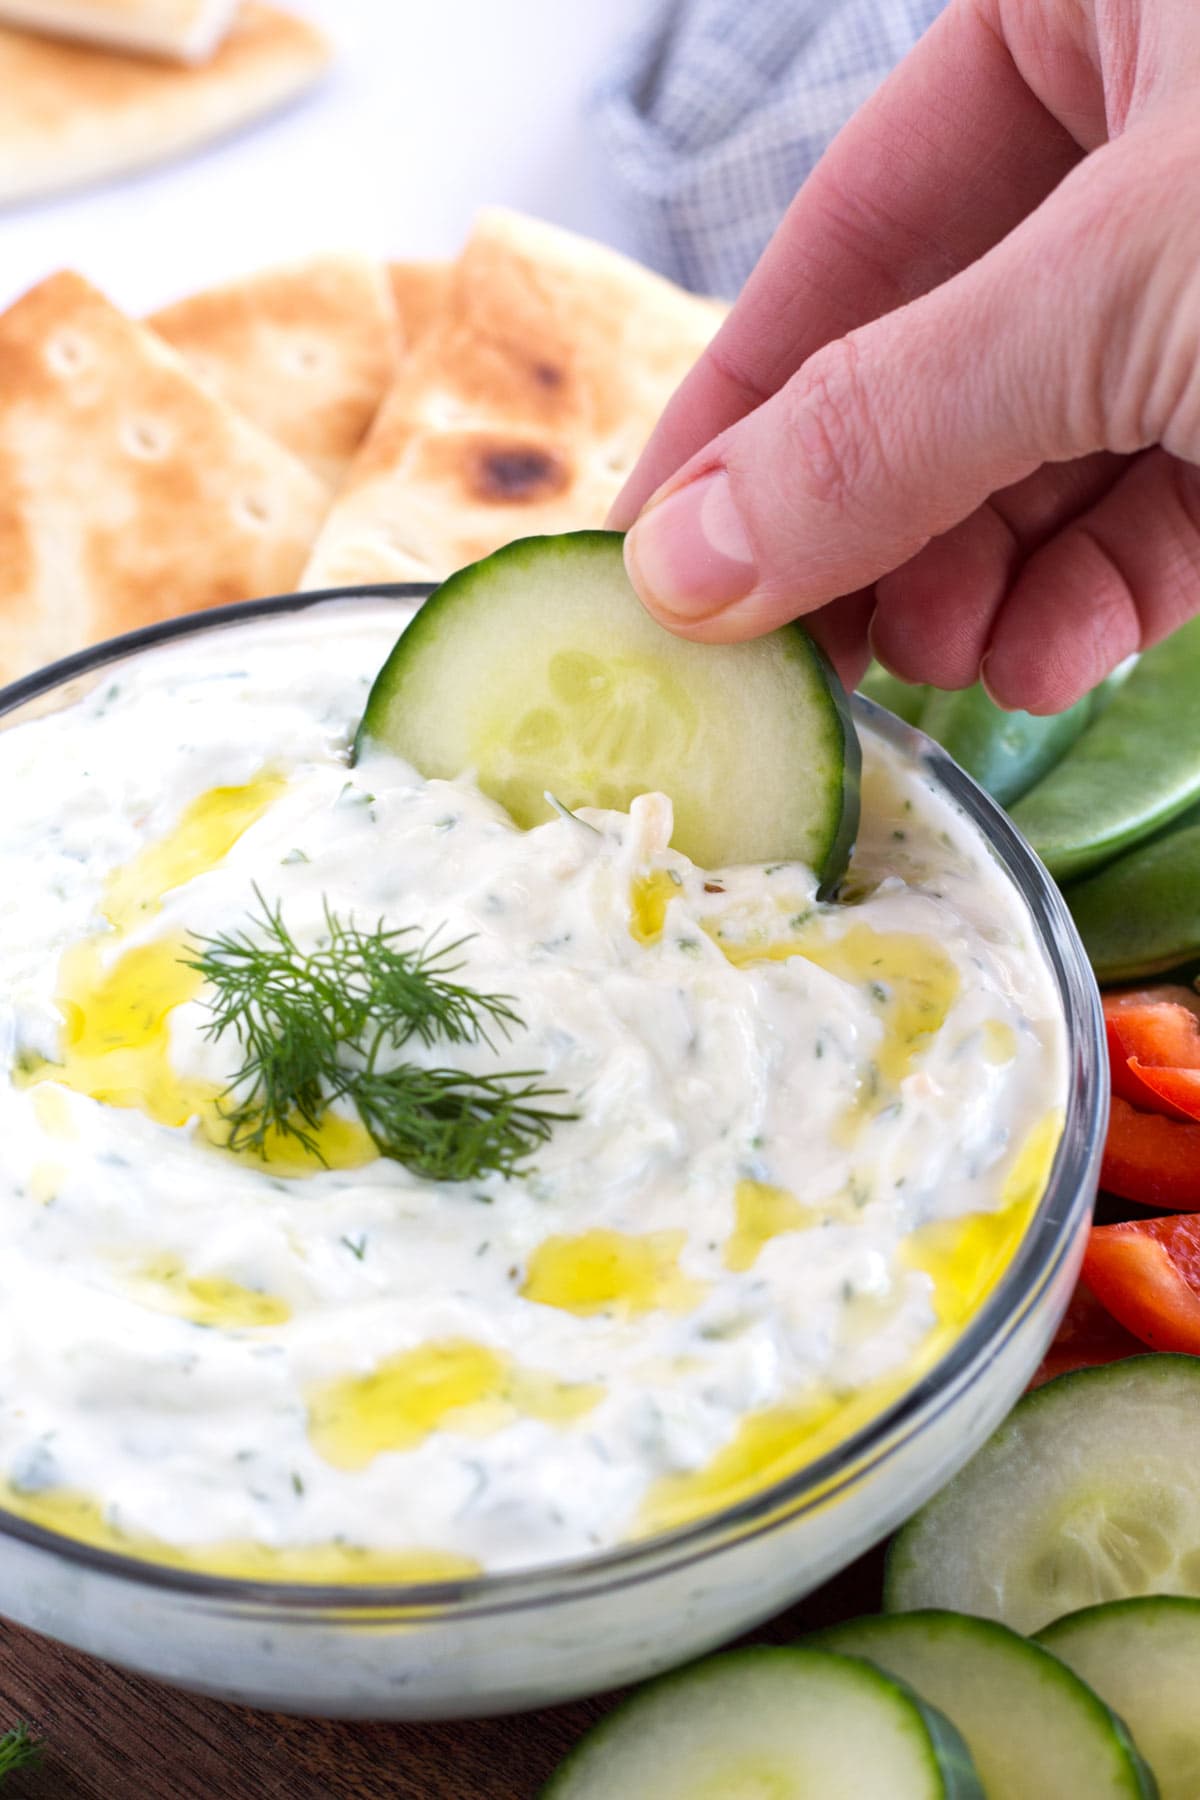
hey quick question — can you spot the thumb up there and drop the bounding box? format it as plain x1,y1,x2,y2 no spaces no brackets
623,129,1192,642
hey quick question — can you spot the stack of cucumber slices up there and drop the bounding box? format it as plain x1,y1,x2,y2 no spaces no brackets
543,1359,1200,1798
357,531,860,894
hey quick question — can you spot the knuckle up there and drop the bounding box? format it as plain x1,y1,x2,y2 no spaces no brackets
776,336,884,517
1061,126,1200,453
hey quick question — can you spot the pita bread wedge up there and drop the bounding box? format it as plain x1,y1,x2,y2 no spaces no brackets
151,256,399,489
0,271,328,684
0,3,329,207
388,261,452,354
0,0,239,64
304,212,727,588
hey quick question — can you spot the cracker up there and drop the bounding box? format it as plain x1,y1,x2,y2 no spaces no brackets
0,271,328,683
0,0,240,64
152,255,399,489
0,3,329,206
304,212,726,587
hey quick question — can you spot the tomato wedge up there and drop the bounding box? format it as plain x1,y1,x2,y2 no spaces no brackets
1130,1060,1200,1121
1029,1281,1143,1387
1083,1215,1200,1353
1102,1096,1200,1208
1103,990,1200,1121
1105,984,1200,1022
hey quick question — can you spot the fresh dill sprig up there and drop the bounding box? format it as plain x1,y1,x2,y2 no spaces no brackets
185,890,574,1181
353,1065,565,1183
0,1723,42,1783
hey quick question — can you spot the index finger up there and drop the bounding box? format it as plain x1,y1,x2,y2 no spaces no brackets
609,0,1081,526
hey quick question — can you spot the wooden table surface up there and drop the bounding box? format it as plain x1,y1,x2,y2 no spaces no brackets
0,1550,884,1799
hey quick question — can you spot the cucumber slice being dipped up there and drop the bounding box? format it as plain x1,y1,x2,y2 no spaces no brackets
541,1646,983,1799
357,532,860,887
886,1358,1200,1635
812,1611,1155,1798
1038,1598,1200,1800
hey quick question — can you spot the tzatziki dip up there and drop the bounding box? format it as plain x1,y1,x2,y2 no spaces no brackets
0,600,1066,1581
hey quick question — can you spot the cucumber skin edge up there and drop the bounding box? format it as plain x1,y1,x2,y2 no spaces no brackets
809,633,861,899
1037,1594,1200,1643
352,535,628,761
538,1645,984,1799
811,1612,1158,1800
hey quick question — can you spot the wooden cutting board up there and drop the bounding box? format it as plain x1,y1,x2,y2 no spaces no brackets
0,1551,884,1798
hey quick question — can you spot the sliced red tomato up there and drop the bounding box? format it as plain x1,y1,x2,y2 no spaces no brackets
1083,1215,1200,1354
1102,1096,1200,1209
1029,1281,1143,1387
1103,991,1200,1121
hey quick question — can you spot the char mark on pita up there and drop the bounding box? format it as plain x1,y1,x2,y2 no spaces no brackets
303,211,728,590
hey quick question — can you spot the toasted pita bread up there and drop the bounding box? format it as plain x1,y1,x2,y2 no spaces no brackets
150,256,399,489
0,3,329,207
304,212,727,588
388,261,452,354
0,0,239,63
0,272,328,684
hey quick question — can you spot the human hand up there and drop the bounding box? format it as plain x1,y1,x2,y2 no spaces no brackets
608,0,1200,712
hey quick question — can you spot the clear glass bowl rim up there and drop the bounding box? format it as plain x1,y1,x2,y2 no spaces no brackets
0,585,1108,1621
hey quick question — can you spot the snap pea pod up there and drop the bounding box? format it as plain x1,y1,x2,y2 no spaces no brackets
857,663,928,726
919,685,1095,807
1066,805,1200,980
1011,617,1200,880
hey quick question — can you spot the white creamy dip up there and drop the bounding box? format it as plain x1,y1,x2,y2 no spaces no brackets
0,602,1067,1580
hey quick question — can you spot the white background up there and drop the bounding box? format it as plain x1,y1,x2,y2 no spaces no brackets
0,0,652,313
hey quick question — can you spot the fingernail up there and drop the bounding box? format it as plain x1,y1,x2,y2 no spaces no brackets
625,469,756,620
978,652,1005,709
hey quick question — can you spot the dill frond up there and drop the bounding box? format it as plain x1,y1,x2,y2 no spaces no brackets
0,1723,42,1782
185,892,575,1182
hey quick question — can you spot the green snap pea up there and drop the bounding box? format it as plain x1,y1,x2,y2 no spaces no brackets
1066,806,1200,981
857,663,928,726
919,685,1094,807
1010,616,1200,880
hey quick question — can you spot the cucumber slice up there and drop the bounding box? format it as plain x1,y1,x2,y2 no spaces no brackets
541,1646,983,1799
1038,1598,1200,1800
858,662,929,726
356,532,860,887
886,1357,1200,1634
919,685,1094,807
812,1611,1155,1798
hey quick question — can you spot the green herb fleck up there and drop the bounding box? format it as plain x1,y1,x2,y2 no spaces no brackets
186,891,575,1182
336,782,375,809
0,1724,41,1783
340,1234,368,1261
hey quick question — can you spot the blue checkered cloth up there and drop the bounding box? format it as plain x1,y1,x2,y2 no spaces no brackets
592,0,947,297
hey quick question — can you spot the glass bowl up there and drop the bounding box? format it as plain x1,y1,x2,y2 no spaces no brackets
0,590,1107,1719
